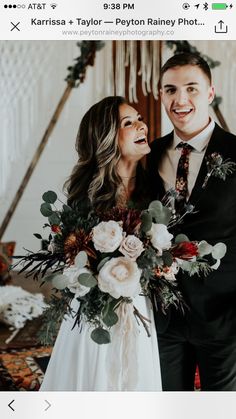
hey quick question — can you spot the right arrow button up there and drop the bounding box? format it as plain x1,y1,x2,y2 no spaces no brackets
44,400,51,411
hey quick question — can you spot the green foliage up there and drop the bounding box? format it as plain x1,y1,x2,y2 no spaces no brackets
102,298,120,327
66,41,105,87
97,257,111,271
78,273,97,288
91,327,111,344
181,260,213,277
148,200,172,225
212,243,227,259
175,234,190,243
33,233,42,240
37,294,70,346
40,203,53,217
162,251,173,267
52,274,69,290
42,191,57,204
198,240,212,256
48,213,61,225
74,251,88,269
16,189,227,346
140,211,152,233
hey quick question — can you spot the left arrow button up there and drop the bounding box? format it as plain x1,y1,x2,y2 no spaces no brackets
8,400,15,411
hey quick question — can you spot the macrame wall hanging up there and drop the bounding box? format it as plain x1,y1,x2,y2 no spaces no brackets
104,41,161,103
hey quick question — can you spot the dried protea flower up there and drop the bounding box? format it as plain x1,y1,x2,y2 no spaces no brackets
64,229,96,264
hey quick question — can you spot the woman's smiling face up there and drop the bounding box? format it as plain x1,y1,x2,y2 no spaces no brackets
118,103,150,161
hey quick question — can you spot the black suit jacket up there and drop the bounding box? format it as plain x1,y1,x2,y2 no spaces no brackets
148,124,236,338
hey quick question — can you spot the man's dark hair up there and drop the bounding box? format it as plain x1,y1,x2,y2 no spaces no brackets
160,52,212,85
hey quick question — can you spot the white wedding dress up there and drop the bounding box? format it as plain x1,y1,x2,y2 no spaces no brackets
40,293,162,391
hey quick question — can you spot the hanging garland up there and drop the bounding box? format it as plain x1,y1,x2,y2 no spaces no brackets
66,41,105,87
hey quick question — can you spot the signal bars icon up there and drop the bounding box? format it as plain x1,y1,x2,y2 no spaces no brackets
50,3,57,9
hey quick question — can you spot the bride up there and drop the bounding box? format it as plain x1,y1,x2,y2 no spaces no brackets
40,96,162,391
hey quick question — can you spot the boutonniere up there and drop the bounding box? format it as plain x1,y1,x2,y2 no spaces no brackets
202,152,236,189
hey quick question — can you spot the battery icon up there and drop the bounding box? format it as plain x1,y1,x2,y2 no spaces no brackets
212,3,228,9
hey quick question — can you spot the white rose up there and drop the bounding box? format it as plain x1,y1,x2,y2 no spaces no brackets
119,235,144,261
64,266,90,297
98,257,141,299
149,223,173,254
92,221,123,253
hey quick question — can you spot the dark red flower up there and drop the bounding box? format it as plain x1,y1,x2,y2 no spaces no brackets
172,242,198,260
51,225,61,234
98,207,142,235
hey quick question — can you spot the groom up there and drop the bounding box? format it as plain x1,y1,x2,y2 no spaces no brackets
148,52,236,390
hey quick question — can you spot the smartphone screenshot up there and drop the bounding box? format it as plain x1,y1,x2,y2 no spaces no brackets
0,0,236,418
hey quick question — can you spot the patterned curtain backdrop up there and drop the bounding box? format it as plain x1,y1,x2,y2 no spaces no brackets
0,41,78,200
161,41,236,134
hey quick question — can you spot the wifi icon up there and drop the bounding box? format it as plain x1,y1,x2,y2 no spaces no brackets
50,3,57,9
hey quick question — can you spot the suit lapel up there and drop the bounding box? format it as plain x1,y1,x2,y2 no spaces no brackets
189,124,229,206
154,132,173,165
152,132,174,199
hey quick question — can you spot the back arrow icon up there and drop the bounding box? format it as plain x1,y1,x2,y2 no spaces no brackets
8,400,15,411
44,400,51,411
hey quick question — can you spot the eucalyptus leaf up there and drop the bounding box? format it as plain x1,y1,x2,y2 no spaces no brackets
102,308,119,327
33,233,42,240
40,203,53,217
48,212,61,225
74,251,88,269
148,202,171,225
97,257,111,271
42,190,57,204
198,240,212,257
180,260,192,272
51,274,70,290
141,212,152,233
157,207,172,225
212,242,227,260
91,327,111,344
162,251,173,267
78,273,97,288
148,200,163,211
175,234,190,244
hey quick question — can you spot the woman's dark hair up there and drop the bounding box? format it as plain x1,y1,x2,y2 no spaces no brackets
65,96,125,210
64,96,149,211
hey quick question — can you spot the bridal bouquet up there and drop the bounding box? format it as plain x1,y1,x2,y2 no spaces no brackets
15,191,226,345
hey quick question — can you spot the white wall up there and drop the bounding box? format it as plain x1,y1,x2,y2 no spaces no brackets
0,41,111,255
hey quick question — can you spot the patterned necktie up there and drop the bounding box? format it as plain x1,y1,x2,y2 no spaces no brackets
175,142,194,209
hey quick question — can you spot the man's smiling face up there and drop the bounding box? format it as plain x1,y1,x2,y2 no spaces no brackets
160,64,215,140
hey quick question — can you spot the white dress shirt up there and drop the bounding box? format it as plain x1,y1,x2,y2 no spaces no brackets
158,119,215,199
